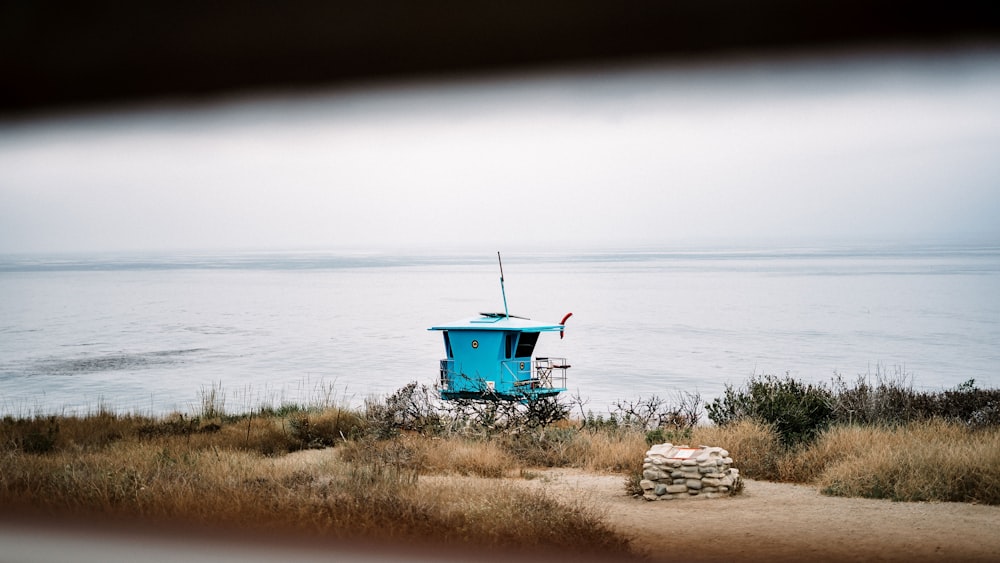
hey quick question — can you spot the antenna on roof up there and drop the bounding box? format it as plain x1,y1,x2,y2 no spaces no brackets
497,251,509,318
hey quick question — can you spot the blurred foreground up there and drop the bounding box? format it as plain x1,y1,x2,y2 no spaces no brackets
4,1,1000,115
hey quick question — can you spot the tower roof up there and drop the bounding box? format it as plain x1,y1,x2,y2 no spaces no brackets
428,313,564,332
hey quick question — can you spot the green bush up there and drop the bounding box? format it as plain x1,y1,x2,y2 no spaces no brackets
706,374,833,446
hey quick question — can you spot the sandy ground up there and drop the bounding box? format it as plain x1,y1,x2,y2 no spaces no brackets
517,468,1000,562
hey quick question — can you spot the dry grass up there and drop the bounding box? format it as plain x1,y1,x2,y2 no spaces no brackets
688,419,784,480
686,418,1000,505
0,432,633,556
813,420,1000,504
776,424,883,484
0,405,371,458
491,423,646,472
417,437,516,478
572,429,648,472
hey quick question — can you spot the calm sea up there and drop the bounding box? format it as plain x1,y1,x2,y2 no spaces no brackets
1,245,998,417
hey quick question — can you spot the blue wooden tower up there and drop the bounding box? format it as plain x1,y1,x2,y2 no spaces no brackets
429,254,571,401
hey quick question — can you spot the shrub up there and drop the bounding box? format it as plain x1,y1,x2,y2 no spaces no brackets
2,416,60,454
573,392,702,433
936,379,1000,427
501,426,579,467
520,396,572,428
707,374,833,446
287,407,364,449
830,370,1000,427
437,395,570,438
363,382,443,439
829,366,930,426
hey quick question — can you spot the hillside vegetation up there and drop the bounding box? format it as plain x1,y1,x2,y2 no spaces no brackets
2,371,998,553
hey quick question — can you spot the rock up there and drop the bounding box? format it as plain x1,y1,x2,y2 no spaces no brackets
720,475,734,487
666,484,689,494
643,469,668,481
673,478,687,485
654,483,669,496
646,443,674,458
705,472,725,479
671,470,684,479
723,457,733,465
686,479,703,490
640,479,655,491
681,459,699,466
643,492,659,501
702,478,722,487
702,486,720,493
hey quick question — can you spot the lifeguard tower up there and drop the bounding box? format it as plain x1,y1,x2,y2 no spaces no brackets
429,254,571,401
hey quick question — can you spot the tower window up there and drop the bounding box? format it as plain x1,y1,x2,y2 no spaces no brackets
514,332,539,357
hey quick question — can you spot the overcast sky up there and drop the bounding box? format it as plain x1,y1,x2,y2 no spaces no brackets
1,47,999,255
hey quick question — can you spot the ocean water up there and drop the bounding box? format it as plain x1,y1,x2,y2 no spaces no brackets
1,245,998,417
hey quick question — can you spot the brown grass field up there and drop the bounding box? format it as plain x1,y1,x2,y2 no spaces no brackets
3,384,1000,561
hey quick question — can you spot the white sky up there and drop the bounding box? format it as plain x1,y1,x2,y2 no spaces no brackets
1,47,999,254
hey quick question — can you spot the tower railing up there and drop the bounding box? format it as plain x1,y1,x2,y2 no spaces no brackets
438,357,569,397
438,359,455,391
501,357,569,391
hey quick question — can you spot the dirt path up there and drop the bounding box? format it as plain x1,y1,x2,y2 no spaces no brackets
518,469,1000,562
